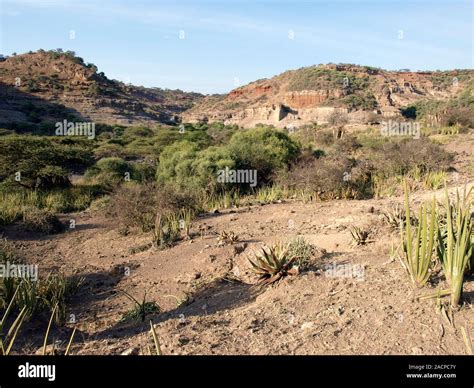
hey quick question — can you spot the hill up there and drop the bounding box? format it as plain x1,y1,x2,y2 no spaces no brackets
182,63,474,128
0,50,203,131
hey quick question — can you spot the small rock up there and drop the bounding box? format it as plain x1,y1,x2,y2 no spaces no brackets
232,266,241,277
178,336,190,345
301,322,314,330
35,344,55,355
233,243,247,255
121,347,139,356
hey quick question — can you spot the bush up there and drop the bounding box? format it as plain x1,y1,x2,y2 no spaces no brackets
155,128,301,193
85,157,147,189
94,143,128,159
35,166,71,190
276,154,372,200
21,207,64,234
156,141,236,193
332,134,361,154
287,237,316,270
155,141,200,191
207,123,238,144
443,107,473,128
109,183,199,232
0,136,93,190
122,126,154,142
227,127,301,185
366,138,452,179
192,146,236,193
313,129,335,148
148,125,211,157
327,111,348,128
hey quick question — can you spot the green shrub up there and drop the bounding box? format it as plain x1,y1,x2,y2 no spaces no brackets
35,166,71,190
147,125,211,156
227,127,301,185
94,143,128,159
287,237,316,270
85,157,141,189
156,127,300,193
155,141,200,190
192,146,236,192
156,142,236,193
0,136,93,189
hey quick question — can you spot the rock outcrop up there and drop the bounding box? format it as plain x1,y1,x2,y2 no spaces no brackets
183,64,473,128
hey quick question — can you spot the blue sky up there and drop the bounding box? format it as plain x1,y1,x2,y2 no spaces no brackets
1,0,472,93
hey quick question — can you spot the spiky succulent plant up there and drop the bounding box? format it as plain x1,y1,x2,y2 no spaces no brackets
249,242,298,285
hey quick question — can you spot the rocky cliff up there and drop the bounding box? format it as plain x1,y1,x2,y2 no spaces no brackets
183,64,473,128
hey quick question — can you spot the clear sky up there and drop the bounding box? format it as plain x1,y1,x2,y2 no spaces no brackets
1,0,473,94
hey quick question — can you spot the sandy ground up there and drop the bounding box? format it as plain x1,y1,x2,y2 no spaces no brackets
2,134,474,355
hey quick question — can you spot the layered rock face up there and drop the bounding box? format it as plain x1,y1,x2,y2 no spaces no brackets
284,90,344,108
183,64,473,128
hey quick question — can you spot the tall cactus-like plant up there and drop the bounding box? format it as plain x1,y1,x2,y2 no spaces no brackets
402,181,437,287
0,286,27,355
437,186,473,308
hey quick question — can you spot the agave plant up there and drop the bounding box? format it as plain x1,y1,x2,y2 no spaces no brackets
350,226,371,246
249,242,298,285
383,204,403,229
382,202,421,230
437,186,473,308
401,181,437,288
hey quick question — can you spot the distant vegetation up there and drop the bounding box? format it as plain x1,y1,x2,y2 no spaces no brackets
0,117,456,238
401,80,474,130
288,66,370,92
